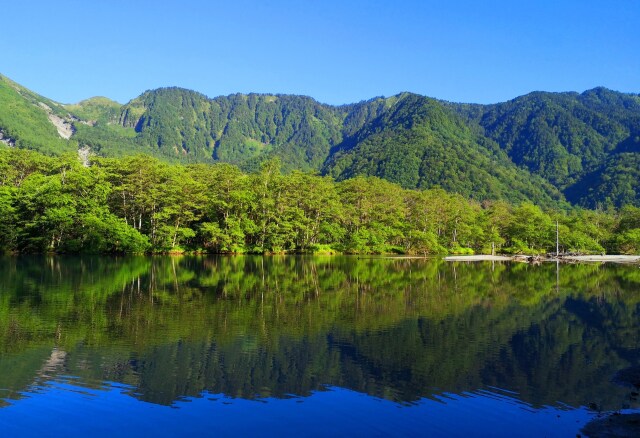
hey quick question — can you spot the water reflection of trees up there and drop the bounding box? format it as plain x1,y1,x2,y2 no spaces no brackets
0,256,638,409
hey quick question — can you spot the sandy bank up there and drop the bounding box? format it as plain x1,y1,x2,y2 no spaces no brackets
445,254,640,264
560,255,640,263
444,255,513,261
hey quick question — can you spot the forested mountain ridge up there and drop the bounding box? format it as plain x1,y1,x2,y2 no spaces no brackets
118,88,348,171
0,73,638,207
323,92,562,205
117,89,561,204
450,87,640,207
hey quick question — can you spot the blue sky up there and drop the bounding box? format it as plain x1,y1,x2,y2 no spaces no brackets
1,0,638,105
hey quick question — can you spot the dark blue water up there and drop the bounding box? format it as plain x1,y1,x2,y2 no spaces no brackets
0,382,600,437
0,256,638,436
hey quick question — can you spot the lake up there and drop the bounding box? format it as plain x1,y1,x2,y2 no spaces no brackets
0,255,639,436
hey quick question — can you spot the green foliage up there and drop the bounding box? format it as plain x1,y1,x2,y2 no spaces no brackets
0,185,15,250
610,206,640,253
504,203,555,254
325,93,564,207
614,229,640,254
72,123,138,157
565,154,640,208
0,149,637,255
449,245,474,255
452,87,640,207
337,177,407,253
114,89,345,169
64,96,122,122
78,213,150,253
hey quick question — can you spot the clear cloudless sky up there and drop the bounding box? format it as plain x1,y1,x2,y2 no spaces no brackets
0,0,638,105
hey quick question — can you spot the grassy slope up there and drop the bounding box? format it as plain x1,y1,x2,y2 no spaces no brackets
0,75,75,154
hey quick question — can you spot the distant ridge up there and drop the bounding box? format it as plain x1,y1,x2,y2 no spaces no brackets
0,73,638,208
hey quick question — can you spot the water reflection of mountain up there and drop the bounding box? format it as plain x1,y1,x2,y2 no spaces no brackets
0,256,638,409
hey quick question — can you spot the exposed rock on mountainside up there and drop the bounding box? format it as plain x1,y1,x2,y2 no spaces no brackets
47,113,74,139
0,130,15,147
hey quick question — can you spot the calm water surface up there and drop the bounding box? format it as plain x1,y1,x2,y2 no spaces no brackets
0,256,639,436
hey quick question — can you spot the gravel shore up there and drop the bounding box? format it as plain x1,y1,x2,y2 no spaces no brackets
445,255,640,264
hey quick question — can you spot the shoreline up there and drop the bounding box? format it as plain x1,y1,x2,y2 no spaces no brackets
445,254,640,264
444,255,513,262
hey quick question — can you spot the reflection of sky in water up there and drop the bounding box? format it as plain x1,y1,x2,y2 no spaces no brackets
0,379,612,437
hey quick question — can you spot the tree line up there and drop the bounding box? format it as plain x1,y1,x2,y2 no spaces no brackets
0,148,639,255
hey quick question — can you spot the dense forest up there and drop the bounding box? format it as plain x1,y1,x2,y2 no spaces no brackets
1,74,639,209
1,148,639,255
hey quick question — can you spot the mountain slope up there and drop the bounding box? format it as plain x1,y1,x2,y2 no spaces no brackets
450,87,640,206
65,96,122,123
118,88,348,170
324,93,563,205
90,89,564,204
0,75,77,154
0,73,638,208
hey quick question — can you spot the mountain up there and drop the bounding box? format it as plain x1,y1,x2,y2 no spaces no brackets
0,74,77,154
323,93,561,204
107,88,561,204
450,87,640,207
0,73,638,208
117,87,346,171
